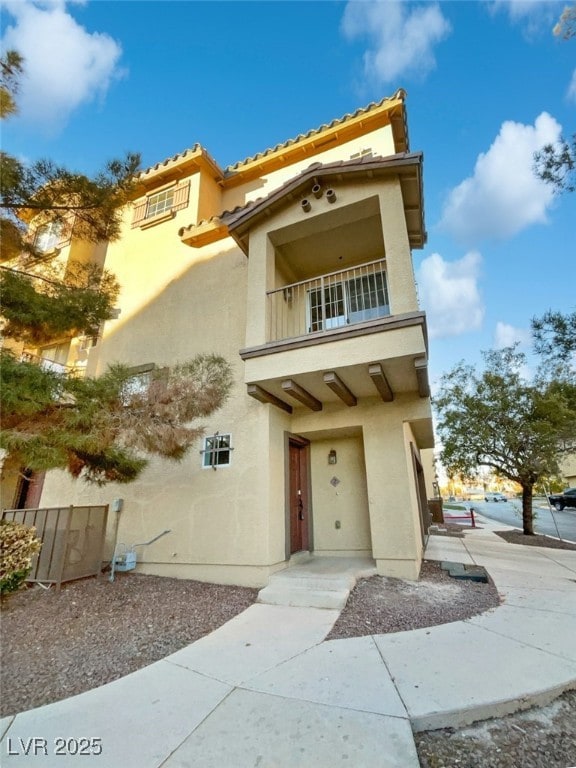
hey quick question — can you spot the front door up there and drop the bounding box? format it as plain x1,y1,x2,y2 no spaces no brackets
289,438,310,554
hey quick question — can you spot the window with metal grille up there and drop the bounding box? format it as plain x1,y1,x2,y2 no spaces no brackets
201,433,232,469
307,270,389,332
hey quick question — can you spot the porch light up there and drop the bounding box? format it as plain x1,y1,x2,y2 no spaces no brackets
328,449,337,465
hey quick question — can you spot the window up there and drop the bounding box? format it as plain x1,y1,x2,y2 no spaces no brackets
201,433,232,469
120,363,156,404
131,180,191,228
307,271,389,332
146,188,174,218
34,221,62,252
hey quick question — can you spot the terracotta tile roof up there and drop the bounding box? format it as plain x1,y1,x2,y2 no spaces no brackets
224,89,406,175
178,150,426,250
139,89,407,184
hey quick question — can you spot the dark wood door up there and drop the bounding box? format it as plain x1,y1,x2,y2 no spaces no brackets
14,469,45,509
289,440,309,554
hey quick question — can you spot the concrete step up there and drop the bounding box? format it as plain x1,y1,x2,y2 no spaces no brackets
257,584,350,610
257,555,377,609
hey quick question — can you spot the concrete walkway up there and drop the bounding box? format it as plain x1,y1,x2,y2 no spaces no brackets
1,514,575,767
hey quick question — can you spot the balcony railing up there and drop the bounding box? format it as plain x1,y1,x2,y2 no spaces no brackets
21,352,84,377
266,258,390,343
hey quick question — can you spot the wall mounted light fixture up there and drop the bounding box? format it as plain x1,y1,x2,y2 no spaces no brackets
328,449,337,465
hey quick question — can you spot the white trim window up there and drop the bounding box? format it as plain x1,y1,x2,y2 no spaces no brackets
131,180,191,228
201,433,232,469
34,221,63,253
146,188,174,218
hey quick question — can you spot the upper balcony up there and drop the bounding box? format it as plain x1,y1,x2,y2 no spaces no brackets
233,154,430,415
239,253,430,415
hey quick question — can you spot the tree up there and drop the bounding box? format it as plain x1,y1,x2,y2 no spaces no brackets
533,5,575,194
1,49,139,340
1,51,233,487
533,134,576,194
553,4,576,38
0,50,23,119
1,353,233,485
434,347,576,535
531,310,576,369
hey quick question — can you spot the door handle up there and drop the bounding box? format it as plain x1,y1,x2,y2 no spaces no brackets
298,496,304,520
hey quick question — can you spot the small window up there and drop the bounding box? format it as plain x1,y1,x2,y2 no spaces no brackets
201,433,232,469
34,221,62,252
119,363,156,404
146,188,175,218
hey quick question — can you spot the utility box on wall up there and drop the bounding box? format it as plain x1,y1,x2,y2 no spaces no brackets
428,498,444,524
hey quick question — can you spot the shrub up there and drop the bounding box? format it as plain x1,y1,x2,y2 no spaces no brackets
0,520,42,597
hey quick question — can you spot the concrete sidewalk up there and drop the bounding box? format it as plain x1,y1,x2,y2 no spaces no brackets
1,515,575,767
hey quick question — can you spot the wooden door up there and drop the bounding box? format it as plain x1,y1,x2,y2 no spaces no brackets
289,439,309,554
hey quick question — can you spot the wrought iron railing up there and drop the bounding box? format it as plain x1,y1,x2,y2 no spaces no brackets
266,258,390,343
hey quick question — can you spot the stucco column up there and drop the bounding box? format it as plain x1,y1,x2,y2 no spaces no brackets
362,409,422,579
244,228,275,348
377,182,418,315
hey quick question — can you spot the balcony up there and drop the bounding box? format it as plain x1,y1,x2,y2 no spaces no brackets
241,259,430,414
21,352,85,378
266,259,390,343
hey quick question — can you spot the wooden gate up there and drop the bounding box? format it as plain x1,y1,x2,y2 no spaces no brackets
2,505,109,590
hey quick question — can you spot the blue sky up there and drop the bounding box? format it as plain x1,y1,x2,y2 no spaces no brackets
2,0,574,388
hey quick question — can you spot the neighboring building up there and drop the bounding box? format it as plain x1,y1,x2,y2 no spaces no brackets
6,90,435,585
561,453,576,487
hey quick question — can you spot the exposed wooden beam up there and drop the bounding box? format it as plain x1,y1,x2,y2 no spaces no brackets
368,363,393,402
247,384,292,413
414,357,430,398
323,371,357,407
281,379,322,411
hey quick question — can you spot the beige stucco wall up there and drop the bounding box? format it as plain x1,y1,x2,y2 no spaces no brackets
310,435,372,556
222,125,396,211
35,116,432,587
242,177,419,351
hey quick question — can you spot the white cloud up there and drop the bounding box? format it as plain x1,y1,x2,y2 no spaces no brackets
440,112,561,244
488,0,562,36
417,251,484,339
567,69,576,103
341,0,451,84
493,321,530,349
1,0,124,134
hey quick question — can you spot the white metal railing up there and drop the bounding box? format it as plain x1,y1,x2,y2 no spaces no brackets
266,259,390,343
21,352,84,377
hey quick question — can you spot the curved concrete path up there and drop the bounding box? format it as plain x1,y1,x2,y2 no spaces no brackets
1,514,575,767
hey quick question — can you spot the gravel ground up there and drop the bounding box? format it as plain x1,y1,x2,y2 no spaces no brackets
327,558,500,640
495,529,576,550
415,690,576,768
0,573,258,717
2,533,575,768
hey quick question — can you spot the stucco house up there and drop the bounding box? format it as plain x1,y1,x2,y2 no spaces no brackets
6,90,435,586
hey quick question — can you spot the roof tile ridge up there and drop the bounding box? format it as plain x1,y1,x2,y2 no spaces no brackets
224,90,406,174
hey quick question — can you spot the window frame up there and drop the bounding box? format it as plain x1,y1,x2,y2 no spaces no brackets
306,270,389,333
145,187,175,219
34,221,63,253
201,433,233,470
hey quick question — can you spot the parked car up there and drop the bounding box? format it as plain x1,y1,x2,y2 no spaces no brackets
548,488,576,511
484,492,507,502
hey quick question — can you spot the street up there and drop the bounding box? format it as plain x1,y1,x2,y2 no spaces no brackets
459,499,576,543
